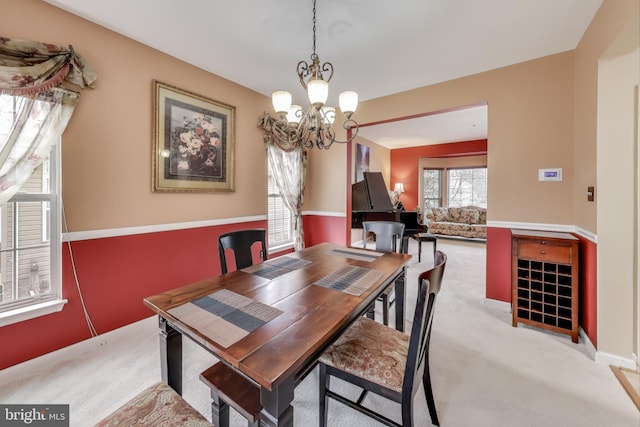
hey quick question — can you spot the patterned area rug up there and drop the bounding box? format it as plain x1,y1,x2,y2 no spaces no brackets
610,366,640,411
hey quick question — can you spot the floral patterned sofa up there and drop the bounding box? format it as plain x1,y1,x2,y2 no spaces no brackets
425,206,487,239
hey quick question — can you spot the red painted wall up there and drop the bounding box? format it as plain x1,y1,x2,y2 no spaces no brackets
303,215,347,247
390,139,488,209
578,236,597,347
0,220,267,370
486,227,513,301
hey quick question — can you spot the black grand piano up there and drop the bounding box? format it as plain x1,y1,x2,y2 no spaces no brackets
351,172,425,241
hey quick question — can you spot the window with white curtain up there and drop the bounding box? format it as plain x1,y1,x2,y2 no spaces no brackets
267,163,293,249
0,94,62,324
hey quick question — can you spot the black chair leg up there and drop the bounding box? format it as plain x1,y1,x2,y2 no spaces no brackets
365,303,375,320
211,390,230,427
423,357,440,426
319,364,330,427
401,400,414,427
382,294,389,326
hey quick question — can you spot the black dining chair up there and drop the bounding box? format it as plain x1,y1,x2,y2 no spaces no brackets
318,250,447,427
218,228,268,274
362,221,406,326
203,228,268,426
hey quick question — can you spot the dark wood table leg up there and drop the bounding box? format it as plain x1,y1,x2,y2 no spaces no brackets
259,375,295,427
418,238,423,262
394,269,406,332
211,391,230,427
432,237,437,259
159,316,183,395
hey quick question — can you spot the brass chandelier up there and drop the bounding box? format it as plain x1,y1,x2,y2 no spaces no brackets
264,0,359,150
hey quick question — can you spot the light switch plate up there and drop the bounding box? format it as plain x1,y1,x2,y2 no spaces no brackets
538,168,562,181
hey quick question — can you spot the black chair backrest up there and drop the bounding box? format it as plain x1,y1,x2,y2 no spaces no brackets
362,221,406,254
218,229,267,274
403,250,447,398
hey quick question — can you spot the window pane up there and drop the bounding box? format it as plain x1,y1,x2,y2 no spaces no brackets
267,166,293,247
0,165,52,307
448,167,487,208
423,169,442,211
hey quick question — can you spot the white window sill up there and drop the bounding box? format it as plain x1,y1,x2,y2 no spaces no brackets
0,298,68,327
268,242,294,255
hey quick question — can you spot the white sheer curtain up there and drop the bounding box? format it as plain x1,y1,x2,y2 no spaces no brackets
266,143,308,250
0,88,79,204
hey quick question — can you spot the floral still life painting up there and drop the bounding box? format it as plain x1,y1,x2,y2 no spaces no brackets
153,80,235,192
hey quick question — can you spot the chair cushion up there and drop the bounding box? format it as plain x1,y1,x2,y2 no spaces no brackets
95,382,212,427
319,317,409,393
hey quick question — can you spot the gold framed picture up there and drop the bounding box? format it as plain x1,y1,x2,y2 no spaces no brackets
152,80,235,193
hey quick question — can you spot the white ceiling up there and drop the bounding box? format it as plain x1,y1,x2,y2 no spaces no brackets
357,104,488,149
43,0,602,148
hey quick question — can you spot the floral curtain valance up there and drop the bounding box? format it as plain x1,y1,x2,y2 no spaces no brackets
0,36,96,204
0,37,97,96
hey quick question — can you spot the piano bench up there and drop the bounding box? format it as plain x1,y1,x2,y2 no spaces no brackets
413,232,438,262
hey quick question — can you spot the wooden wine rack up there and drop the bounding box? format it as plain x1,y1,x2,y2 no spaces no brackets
511,229,579,343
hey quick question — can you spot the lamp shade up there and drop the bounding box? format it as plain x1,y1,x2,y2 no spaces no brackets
307,78,329,106
394,182,405,193
272,91,292,115
339,91,358,116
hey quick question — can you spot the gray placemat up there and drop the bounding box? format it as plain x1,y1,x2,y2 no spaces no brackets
313,265,385,296
243,256,312,279
168,289,282,348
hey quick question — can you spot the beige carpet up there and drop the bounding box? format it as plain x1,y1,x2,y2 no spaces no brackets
1,239,639,426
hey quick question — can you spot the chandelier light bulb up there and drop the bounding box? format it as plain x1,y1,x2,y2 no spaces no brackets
338,91,358,118
307,78,329,107
272,91,292,115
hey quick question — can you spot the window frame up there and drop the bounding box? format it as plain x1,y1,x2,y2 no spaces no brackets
0,143,65,327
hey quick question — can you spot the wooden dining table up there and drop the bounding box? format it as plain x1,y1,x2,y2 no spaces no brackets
143,242,411,427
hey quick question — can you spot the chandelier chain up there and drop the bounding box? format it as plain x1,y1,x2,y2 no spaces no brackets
312,0,317,60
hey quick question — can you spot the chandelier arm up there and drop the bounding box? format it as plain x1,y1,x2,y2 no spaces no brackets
269,117,302,151
317,127,334,150
297,61,311,91
320,119,359,145
320,62,333,83
296,120,314,150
